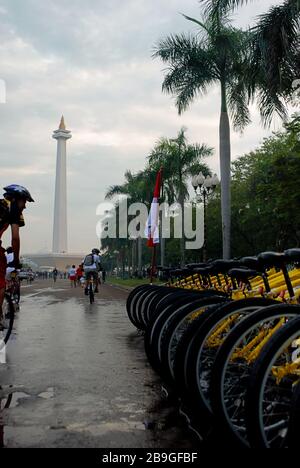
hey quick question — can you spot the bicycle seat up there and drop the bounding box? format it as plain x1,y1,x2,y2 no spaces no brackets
185,263,207,270
193,266,212,275
284,248,300,263
228,268,261,281
257,251,287,268
170,269,182,276
240,256,263,271
171,268,191,277
210,259,241,273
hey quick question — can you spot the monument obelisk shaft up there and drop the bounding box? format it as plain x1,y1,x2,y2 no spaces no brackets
52,116,72,253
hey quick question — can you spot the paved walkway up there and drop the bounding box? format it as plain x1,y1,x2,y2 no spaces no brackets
0,280,195,448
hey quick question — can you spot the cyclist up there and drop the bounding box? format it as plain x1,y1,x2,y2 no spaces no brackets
83,248,101,295
0,184,34,329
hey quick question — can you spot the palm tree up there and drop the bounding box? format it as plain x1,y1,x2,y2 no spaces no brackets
148,128,212,265
201,0,300,123
153,12,251,259
105,170,152,277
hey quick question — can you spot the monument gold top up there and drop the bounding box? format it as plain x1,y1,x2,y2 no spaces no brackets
59,115,66,130
52,115,72,138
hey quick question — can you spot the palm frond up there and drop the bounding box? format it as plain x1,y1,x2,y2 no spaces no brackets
105,185,128,199
257,87,287,128
199,0,253,19
186,162,211,177
181,13,210,34
154,34,218,114
227,79,251,131
251,0,300,97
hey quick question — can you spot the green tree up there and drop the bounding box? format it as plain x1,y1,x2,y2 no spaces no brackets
154,10,252,259
201,0,300,123
105,170,152,277
206,114,300,257
148,128,212,265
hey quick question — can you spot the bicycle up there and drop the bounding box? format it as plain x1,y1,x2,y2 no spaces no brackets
244,314,300,448
85,272,99,304
0,293,15,350
210,303,300,447
127,248,300,447
0,386,13,448
6,270,20,307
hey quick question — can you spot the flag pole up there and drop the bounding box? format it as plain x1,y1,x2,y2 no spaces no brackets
149,167,163,285
150,245,156,285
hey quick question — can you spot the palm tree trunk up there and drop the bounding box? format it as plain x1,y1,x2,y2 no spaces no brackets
219,81,231,260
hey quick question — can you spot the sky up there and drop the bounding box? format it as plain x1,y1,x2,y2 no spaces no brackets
0,0,291,254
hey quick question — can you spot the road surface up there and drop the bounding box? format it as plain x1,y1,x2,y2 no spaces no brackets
0,279,196,448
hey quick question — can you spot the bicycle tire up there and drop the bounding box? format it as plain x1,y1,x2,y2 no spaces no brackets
0,294,15,349
210,301,293,447
145,295,226,376
287,380,300,448
245,312,300,448
89,283,94,304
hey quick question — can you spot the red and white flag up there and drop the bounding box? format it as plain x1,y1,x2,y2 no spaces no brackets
145,168,163,248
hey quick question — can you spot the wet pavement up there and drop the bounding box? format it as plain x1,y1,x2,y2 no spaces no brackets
0,280,195,448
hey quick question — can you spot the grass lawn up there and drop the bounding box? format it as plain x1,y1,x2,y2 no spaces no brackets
107,276,164,288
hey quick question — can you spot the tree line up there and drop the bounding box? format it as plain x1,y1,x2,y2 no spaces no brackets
101,0,299,276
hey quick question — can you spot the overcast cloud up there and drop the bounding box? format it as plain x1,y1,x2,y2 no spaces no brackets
0,0,290,254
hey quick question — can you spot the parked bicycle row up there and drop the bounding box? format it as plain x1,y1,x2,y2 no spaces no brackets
126,248,300,448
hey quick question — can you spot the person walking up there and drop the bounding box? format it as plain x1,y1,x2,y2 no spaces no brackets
76,264,84,286
102,268,106,283
68,265,77,288
53,267,58,283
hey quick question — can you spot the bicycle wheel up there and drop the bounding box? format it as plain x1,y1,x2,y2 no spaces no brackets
210,302,297,447
142,289,195,330
126,285,151,327
245,314,300,448
0,294,15,349
89,282,94,304
137,287,173,330
0,388,13,449
132,287,163,329
185,298,279,421
287,380,300,448
159,297,230,384
146,295,226,377
12,280,20,306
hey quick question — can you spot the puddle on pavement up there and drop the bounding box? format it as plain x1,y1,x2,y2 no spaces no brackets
0,385,56,447
8,392,31,408
0,386,54,408
38,387,54,400
65,419,146,435
24,288,67,298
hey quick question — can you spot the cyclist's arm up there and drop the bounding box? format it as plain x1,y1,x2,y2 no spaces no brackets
11,224,20,267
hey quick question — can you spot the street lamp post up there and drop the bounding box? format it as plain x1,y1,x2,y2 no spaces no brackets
192,173,220,262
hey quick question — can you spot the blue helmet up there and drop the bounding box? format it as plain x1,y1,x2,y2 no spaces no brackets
3,184,34,202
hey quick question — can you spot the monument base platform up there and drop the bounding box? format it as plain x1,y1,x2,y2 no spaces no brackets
22,253,85,271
